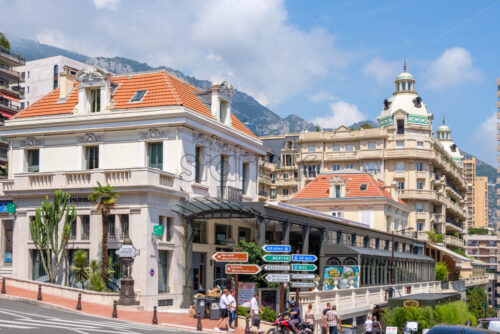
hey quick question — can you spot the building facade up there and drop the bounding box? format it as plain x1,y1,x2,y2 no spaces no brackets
15,55,90,109
464,158,489,229
259,70,468,250
0,67,266,309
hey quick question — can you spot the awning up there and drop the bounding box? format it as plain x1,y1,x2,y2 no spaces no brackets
0,91,19,102
173,197,259,220
428,243,472,262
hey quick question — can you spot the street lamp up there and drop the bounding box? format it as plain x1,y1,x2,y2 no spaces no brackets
391,227,414,285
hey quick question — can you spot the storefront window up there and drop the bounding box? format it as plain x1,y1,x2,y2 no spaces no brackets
215,224,232,245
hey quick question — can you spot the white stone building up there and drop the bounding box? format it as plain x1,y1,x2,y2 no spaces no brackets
0,67,265,309
15,55,90,109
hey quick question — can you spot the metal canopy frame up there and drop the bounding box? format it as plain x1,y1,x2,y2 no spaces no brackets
173,197,259,220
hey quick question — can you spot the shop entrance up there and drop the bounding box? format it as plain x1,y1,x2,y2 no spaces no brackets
193,252,206,293
2,220,13,267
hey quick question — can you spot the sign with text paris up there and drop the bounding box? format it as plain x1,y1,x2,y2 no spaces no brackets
292,254,318,262
262,245,291,253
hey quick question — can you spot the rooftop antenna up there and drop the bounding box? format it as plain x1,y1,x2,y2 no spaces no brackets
443,115,445,125
404,58,407,72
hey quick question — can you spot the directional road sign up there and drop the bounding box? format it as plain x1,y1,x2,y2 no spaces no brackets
291,273,316,280
292,254,318,262
291,264,317,272
225,264,261,275
291,282,316,289
115,244,140,258
262,245,291,253
263,264,290,271
212,252,248,262
262,254,291,263
264,273,290,283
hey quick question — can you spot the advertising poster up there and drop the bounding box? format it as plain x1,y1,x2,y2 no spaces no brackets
323,265,360,290
238,282,256,306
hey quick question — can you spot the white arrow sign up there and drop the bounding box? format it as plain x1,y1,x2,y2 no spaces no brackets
263,265,290,271
291,273,316,280
291,281,316,288
264,273,290,283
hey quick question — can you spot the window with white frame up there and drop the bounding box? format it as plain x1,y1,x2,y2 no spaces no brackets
396,162,405,171
345,144,353,151
417,141,424,148
26,149,39,172
307,145,316,152
417,181,424,190
367,142,376,149
195,146,204,183
148,142,163,170
332,144,340,152
333,164,341,171
85,146,99,170
416,202,423,212
416,161,424,171
345,163,354,169
242,162,249,194
397,181,405,190
90,88,101,113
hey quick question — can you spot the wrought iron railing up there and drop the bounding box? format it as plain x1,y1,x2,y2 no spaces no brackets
217,185,243,201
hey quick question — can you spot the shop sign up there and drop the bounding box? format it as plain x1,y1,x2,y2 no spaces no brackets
237,282,256,305
386,327,398,334
116,244,139,258
0,202,15,213
403,299,419,308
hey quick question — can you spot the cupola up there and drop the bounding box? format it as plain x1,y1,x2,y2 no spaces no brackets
394,61,416,94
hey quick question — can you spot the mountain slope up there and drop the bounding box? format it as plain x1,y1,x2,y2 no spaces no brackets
8,35,316,136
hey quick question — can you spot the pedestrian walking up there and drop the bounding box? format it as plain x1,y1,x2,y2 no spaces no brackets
321,303,331,334
305,303,316,326
250,293,264,333
372,315,383,334
365,315,373,334
326,305,340,334
227,289,237,332
214,289,229,332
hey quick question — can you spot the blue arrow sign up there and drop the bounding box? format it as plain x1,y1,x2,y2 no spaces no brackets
262,245,291,253
292,254,318,262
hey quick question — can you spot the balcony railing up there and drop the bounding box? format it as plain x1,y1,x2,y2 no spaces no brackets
398,189,439,202
0,46,25,63
217,185,243,201
445,235,465,248
0,99,20,112
463,276,490,287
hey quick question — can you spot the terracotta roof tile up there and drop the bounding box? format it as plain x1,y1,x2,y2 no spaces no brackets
14,70,257,138
293,173,406,205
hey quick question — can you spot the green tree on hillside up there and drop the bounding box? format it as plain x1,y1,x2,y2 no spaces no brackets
467,287,495,320
0,33,10,50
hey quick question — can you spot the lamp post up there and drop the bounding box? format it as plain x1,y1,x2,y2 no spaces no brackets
391,227,414,285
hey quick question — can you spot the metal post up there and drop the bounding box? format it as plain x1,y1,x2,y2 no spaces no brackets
76,293,82,310
245,316,251,334
235,274,239,327
196,311,202,331
1,278,5,294
181,218,194,308
152,306,158,324
112,300,118,318
37,284,42,301
280,283,285,313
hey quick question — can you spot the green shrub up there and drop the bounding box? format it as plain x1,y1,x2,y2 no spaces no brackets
452,248,466,257
468,228,488,235
435,262,449,281
87,273,107,291
467,287,495,320
237,306,276,323
426,231,443,243
237,306,250,317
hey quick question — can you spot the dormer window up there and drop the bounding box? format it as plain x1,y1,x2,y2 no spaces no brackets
359,183,368,191
90,88,101,113
130,90,147,102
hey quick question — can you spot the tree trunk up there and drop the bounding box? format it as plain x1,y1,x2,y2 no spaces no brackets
102,212,108,283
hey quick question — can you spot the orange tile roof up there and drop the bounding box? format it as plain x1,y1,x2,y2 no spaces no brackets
293,173,406,205
14,70,256,138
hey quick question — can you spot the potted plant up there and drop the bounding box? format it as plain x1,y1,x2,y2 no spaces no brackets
343,270,355,288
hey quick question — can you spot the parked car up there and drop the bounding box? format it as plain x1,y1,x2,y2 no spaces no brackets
427,325,495,334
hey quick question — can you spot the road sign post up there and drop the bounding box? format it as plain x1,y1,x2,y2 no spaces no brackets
263,264,290,271
262,254,291,262
291,282,316,289
264,273,290,283
291,264,317,271
291,254,318,262
212,252,248,262
262,245,291,253
225,264,262,275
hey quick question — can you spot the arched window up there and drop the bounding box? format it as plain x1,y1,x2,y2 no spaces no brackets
53,65,59,89
54,65,58,75
402,82,407,91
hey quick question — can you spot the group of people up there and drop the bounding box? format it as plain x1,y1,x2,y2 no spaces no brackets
215,289,264,333
364,314,383,334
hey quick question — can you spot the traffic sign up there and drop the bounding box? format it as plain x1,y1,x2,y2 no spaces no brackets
291,282,316,289
212,252,248,262
291,264,317,271
263,264,290,271
292,254,318,262
262,254,291,263
115,244,140,258
153,225,164,236
225,264,261,275
264,274,290,283
262,245,291,253
291,273,315,280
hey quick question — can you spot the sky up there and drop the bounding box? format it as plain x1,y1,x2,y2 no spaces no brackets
0,0,499,164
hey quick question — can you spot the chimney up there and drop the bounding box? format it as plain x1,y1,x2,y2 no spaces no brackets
390,181,398,201
59,67,75,100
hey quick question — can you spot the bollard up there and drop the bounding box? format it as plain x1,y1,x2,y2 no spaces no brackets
76,293,82,311
1,278,5,294
152,306,158,325
196,311,202,331
37,284,42,301
245,316,251,334
112,300,118,318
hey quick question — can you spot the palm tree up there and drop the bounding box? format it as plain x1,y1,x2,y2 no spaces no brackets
88,182,118,283
70,250,89,289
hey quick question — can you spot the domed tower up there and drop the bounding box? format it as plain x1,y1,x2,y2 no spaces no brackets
377,63,433,131
436,118,463,167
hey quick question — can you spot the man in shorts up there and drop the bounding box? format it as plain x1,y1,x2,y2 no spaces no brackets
215,289,229,332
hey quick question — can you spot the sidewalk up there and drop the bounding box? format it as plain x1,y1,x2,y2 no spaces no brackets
0,284,258,333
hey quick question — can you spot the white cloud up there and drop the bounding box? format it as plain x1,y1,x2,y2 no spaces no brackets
309,89,336,102
93,0,120,10
3,0,350,107
473,112,496,164
424,47,482,90
311,100,366,129
363,57,401,84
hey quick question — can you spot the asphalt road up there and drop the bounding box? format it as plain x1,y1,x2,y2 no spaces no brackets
0,298,197,334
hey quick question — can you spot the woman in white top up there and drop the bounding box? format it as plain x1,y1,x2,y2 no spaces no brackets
365,314,373,334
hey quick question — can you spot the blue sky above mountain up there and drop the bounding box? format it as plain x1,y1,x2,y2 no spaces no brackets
0,0,498,163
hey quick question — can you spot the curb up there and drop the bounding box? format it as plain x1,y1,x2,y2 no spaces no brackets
0,294,211,333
